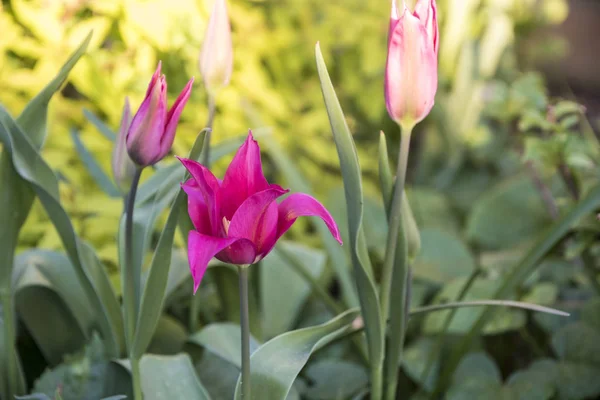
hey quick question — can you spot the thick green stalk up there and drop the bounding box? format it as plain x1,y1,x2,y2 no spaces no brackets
380,127,412,322
238,265,251,399
189,97,217,333
124,168,143,349
131,356,143,400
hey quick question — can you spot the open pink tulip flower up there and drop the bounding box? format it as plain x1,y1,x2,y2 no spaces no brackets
385,0,438,127
179,131,342,292
126,62,194,167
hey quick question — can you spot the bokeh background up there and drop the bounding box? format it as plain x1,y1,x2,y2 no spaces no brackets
0,0,592,285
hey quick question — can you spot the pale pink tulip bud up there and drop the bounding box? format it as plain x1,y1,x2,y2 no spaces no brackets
199,0,233,96
385,0,439,128
112,98,136,193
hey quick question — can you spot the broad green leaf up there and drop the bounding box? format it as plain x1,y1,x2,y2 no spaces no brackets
146,315,188,356
315,43,383,397
412,229,475,284
140,354,211,400
303,360,368,400
69,129,120,197
261,242,327,338
14,250,96,365
131,129,206,359
188,323,260,368
32,335,125,400
0,108,123,357
446,353,502,400
466,176,551,249
234,308,360,400
263,134,358,309
402,338,439,392
435,182,600,395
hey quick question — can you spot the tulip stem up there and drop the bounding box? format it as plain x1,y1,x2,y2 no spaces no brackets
379,126,412,399
124,167,143,351
380,126,412,326
238,265,252,399
131,356,143,400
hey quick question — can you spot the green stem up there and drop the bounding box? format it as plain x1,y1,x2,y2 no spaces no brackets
238,265,251,400
124,168,143,350
189,97,217,333
380,126,412,323
1,291,22,399
131,356,143,400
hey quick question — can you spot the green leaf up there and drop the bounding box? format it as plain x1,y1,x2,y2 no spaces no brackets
435,182,600,395
131,129,206,359
412,229,475,285
234,308,360,400
32,335,120,400
302,360,368,400
315,43,383,397
83,108,117,142
18,32,92,149
15,394,52,400
261,242,327,338
188,323,260,368
69,129,121,197
423,278,525,335
140,354,211,400
14,250,96,365
402,338,440,392
0,107,123,357
466,176,551,249
446,353,502,400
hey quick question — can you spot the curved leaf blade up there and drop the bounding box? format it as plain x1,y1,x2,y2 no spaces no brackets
234,309,360,400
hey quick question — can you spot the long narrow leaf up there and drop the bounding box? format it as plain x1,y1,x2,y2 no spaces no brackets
70,129,120,197
83,109,117,142
315,43,384,399
433,183,600,394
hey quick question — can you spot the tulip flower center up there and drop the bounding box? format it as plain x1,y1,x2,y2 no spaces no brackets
222,216,231,236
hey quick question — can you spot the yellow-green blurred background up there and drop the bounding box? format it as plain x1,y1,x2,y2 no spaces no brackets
0,0,577,273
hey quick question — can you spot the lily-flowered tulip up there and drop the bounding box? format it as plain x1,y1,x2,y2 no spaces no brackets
126,62,194,167
199,0,233,95
179,131,342,292
385,0,438,127
112,98,137,193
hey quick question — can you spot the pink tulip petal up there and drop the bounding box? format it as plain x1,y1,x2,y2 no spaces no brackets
178,157,221,233
228,186,289,254
162,78,194,156
188,232,255,293
216,239,257,266
181,179,213,235
413,0,438,53
267,193,342,255
219,131,270,219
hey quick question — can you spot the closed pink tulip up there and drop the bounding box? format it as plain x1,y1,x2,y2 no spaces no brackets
126,62,194,167
385,0,438,127
179,131,342,292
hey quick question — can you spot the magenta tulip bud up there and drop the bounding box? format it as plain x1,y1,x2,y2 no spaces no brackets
199,0,233,96
112,98,137,193
385,0,438,128
126,62,194,167
178,131,342,293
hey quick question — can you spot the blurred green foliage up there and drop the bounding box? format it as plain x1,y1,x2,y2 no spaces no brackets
1,0,568,275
